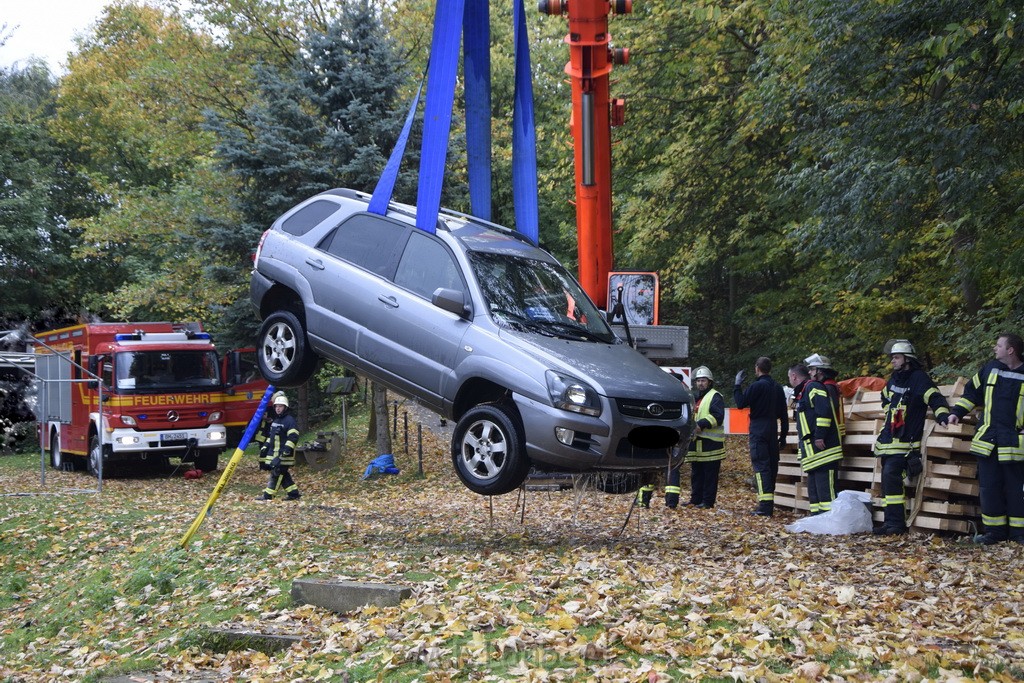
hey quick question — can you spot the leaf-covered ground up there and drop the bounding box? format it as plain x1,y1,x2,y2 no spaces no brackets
1,412,1022,682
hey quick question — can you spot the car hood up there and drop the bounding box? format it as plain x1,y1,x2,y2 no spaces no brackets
499,330,690,401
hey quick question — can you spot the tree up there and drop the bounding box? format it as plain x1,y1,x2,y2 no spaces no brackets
205,3,414,343
756,0,1024,371
0,62,100,327
609,1,806,371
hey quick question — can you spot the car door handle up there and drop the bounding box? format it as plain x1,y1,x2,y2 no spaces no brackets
378,295,399,308
305,258,325,270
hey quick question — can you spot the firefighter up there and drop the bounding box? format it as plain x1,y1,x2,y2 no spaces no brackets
253,390,285,466
734,356,788,516
798,354,844,514
257,393,302,501
666,366,726,509
872,340,951,535
948,333,1024,545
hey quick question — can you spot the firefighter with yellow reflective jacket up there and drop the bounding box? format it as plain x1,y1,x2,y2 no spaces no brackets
948,333,1024,545
872,340,950,536
665,366,725,509
255,393,302,501
798,354,844,514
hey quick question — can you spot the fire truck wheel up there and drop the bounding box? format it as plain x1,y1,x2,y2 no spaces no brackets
194,449,220,472
51,432,85,472
257,310,319,387
88,435,109,477
50,432,64,470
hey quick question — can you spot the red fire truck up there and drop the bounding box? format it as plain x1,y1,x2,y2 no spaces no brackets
34,322,267,474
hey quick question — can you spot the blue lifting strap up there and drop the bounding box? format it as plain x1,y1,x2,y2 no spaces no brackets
414,0,466,234
368,0,538,245
464,0,492,222
512,0,539,244
367,79,423,217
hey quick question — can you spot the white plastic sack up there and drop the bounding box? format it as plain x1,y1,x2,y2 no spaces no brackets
784,490,873,535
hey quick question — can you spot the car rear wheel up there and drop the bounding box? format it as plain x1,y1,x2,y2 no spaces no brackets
257,310,318,387
452,403,531,495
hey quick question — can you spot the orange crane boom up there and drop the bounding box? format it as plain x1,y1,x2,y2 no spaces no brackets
540,0,630,310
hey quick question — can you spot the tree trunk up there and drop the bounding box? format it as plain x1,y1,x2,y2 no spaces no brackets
951,223,982,316
297,381,309,432
369,382,392,454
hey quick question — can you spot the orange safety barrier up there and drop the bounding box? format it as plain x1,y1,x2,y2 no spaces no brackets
837,376,886,398
726,408,750,434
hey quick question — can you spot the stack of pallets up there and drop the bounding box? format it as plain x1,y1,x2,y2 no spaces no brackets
775,378,980,534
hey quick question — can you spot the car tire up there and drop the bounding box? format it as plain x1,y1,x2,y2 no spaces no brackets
257,310,318,387
452,403,531,496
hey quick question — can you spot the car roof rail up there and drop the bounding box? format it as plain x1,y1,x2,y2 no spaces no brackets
323,188,365,200
437,207,532,244
322,187,531,244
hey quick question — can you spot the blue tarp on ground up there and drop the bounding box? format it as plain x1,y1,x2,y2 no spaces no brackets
363,454,400,480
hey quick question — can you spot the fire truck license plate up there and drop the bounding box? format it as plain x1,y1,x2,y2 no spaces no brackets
162,432,187,442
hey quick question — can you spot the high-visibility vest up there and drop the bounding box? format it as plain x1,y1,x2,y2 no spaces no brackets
686,388,725,463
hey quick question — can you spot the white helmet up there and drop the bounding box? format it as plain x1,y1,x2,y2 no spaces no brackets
693,366,714,382
888,339,917,359
804,353,833,370
273,394,290,408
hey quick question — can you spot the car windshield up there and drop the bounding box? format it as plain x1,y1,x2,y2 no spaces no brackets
115,350,221,392
469,251,616,343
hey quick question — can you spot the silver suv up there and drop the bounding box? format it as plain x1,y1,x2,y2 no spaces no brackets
250,189,693,495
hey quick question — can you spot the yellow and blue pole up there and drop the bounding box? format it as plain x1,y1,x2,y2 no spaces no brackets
179,385,275,549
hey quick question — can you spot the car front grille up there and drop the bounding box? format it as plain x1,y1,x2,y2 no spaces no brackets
615,398,684,421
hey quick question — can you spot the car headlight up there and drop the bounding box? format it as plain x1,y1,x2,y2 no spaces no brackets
545,370,601,417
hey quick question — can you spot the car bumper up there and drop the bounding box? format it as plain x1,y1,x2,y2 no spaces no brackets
514,394,690,472
249,270,274,313
105,427,226,455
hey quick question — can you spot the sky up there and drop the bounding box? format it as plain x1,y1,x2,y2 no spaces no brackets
0,0,114,73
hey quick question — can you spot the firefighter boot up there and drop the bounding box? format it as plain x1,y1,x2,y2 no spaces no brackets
973,527,1008,545
665,490,680,509
752,501,774,517
637,486,653,508
873,504,908,535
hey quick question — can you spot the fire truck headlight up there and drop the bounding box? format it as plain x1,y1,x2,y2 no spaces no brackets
121,415,137,427
116,436,140,445
208,430,225,441
208,411,223,422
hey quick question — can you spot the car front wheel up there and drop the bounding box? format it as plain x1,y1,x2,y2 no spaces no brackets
257,310,318,387
452,403,531,495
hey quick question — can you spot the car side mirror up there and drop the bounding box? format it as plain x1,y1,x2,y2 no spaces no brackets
432,288,469,317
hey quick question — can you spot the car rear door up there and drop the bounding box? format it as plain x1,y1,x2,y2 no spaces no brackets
308,214,409,366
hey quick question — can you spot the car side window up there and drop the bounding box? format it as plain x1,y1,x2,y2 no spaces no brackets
394,232,465,301
282,200,339,236
318,214,408,277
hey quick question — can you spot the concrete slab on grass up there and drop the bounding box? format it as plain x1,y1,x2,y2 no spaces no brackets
291,578,412,614
203,627,302,653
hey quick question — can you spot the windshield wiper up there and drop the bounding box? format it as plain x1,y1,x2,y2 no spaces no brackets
490,309,557,336
532,320,608,342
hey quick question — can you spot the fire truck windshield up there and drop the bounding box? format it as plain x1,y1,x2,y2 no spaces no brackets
115,350,221,392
